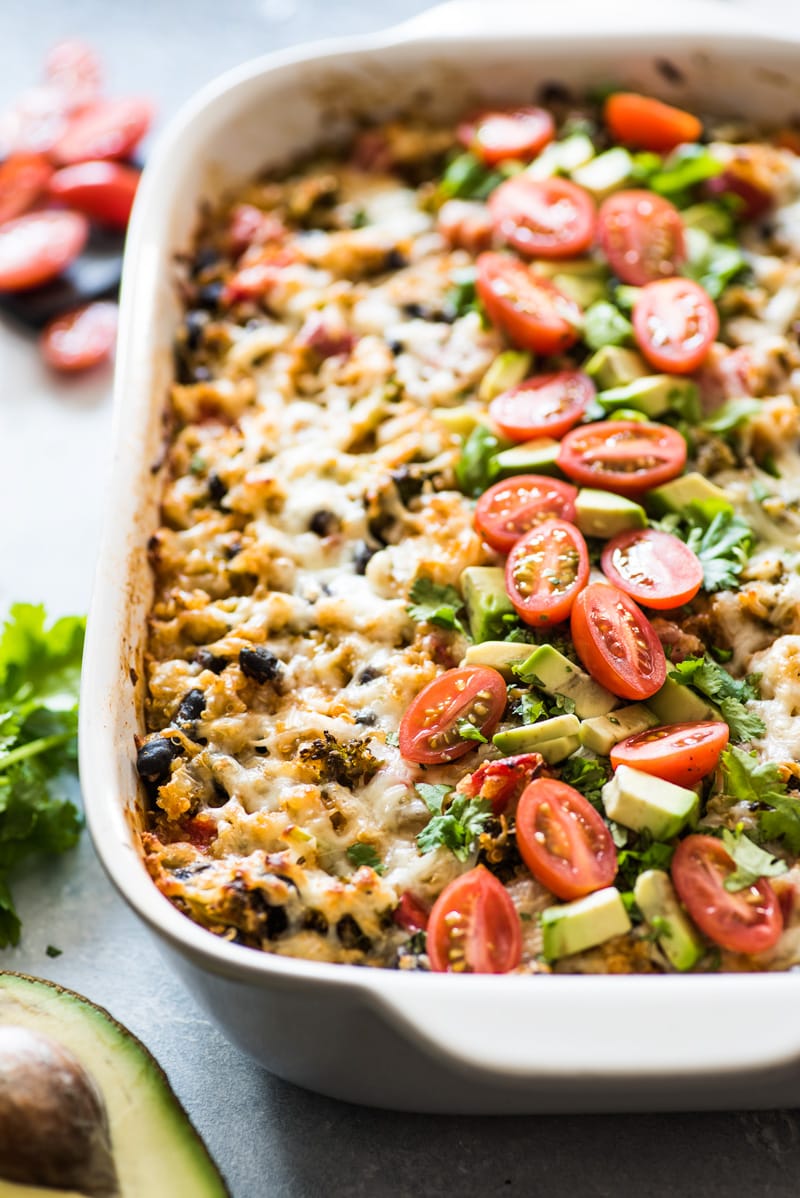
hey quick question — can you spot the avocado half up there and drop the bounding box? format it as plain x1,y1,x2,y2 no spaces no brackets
0,972,229,1198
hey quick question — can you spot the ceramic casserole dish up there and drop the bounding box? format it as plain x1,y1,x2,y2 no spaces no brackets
80,0,800,1112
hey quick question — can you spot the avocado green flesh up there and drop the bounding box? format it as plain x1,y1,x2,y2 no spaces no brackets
647,676,720,725
461,567,514,643
541,888,631,961
0,973,229,1198
585,345,648,389
574,489,647,539
488,438,562,480
634,870,704,972
646,471,734,518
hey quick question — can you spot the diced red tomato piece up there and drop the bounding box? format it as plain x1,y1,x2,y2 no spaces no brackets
40,301,118,372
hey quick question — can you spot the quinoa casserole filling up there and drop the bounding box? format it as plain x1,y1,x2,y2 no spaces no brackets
137,88,800,975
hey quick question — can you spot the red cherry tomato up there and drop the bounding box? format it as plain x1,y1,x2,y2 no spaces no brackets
474,474,578,554
488,176,596,259
393,891,430,933
571,581,666,701
672,834,783,955
600,528,703,609
44,40,103,112
0,209,88,291
457,107,555,166
633,278,719,374
557,420,686,496
604,92,703,153
490,370,594,443
610,721,729,787
597,190,686,285
506,519,589,627
0,86,66,157
0,153,53,225
39,301,118,373
457,753,543,814
51,96,154,165
476,252,581,354
47,160,139,229
515,778,618,900
399,666,507,765
428,865,521,974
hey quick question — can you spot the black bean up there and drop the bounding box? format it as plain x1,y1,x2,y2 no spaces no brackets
303,909,329,935
336,914,371,953
207,470,227,503
208,780,230,808
177,688,206,723
353,541,376,574
239,645,283,683
195,648,228,674
309,509,339,536
136,737,181,786
354,710,377,726
387,339,404,355
192,246,221,274
195,280,224,309
401,301,427,319
384,248,408,271
249,890,289,939
357,666,381,685
184,309,207,350
391,465,425,505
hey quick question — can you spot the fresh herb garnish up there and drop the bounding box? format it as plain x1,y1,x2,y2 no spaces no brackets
683,227,748,299
416,784,492,861
616,839,676,889
512,693,546,724
437,152,503,202
558,755,610,811
455,423,511,497
648,145,724,199
346,842,385,874
701,397,762,435
444,267,480,321
668,656,764,742
582,300,633,350
662,507,753,593
456,720,488,744
720,827,787,892
720,746,800,853
407,577,468,636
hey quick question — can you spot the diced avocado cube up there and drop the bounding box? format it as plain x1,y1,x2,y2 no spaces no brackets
526,133,595,180
634,869,705,972
488,438,563,481
535,733,582,765
461,641,533,678
517,644,618,719
646,676,721,725
646,472,734,519
681,202,734,239
553,274,608,309
597,375,699,420
461,567,514,644
478,350,533,402
532,257,609,282
601,764,699,840
493,713,581,755
605,407,650,423
432,406,482,439
582,300,634,350
585,345,649,390
571,147,633,198
579,704,658,756
541,887,632,961
574,489,647,540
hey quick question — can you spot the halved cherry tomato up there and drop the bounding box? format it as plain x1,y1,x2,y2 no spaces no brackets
571,581,666,700
506,519,589,626
427,865,522,974
222,247,298,304
557,420,686,496
488,176,596,259
633,277,718,374
604,92,703,153
706,169,772,221
475,475,578,554
399,666,507,765
457,107,554,166
45,40,103,112
611,721,729,787
597,190,685,285
40,301,118,373
393,891,430,933
0,209,88,291
47,161,139,229
600,528,703,610
51,96,154,165
672,834,783,955
457,752,543,815
476,252,582,354
490,370,594,443
515,778,617,900
0,153,53,225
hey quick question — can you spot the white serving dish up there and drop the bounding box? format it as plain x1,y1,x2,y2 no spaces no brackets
80,0,800,1112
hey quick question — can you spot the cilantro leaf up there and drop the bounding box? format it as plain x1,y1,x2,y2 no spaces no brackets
457,720,487,744
717,698,766,744
444,267,480,321
719,746,800,854
415,783,453,814
416,792,493,861
437,152,504,202
683,228,748,299
558,755,610,811
721,828,787,892
512,693,546,724
684,510,754,592
616,840,676,890
346,842,385,874
669,656,764,743
407,578,468,636
455,424,511,497
649,145,724,197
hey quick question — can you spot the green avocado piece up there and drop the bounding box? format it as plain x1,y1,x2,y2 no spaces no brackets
574,489,647,540
541,887,632,961
532,256,608,281
526,133,595,180
601,763,699,840
0,972,230,1198
606,407,650,423
571,146,633,198
478,350,533,402
585,345,649,389
461,640,533,678
646,472,734,519
553,274,609,309
597,375,699,420
493,714,581,755
634,869,705,972
461,567,514,643
432,406,482,439
579,703,658,756
517,644,618,719
680,202,735,239
534,733,582,764
646,676,721,725
488,438,563,481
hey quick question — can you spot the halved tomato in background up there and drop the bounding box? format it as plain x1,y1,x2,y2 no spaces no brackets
48,160,139,229
0,209,88,290
600,527,703,609
557,420,686,496
490,370,594,442
40,301,118,373
458,106,555,166
633,277,718,374
671,834,783,955
427,866,522,974
51,95,154,164
475,475,578,554
398,666,507,764
489,176,596,259
476,252,582,354
604,92,703,153
515,778,618,900
506,519,589,626
0,153,53,226
597,190,685,285
611,721,729,787
571,581,666,700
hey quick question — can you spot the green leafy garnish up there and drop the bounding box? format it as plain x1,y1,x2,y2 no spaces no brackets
719,746,800,853
437,152,503,202
669,656,764,743
616,839,676,889
720,828,787,892
407,578,468,636
649,145,724,199
701,397,762,435
683,509,754,593
416,784,492,861
346,842,385,874
444,267,480,321
582,300,633,350
455,424,511,497
457,721,487,744
558,755,610,811
683,228,748,300
0,604,85,947
511,693,546,724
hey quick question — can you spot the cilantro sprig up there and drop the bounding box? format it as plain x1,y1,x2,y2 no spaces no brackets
668,656,765,743
720,827,787,892
407,578,469,637
685,510,754,593
720,746,800,853
346,842,385,874
416,784,492,862
558,755,610,811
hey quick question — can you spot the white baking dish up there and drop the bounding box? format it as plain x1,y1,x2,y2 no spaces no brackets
80,0,800,1112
